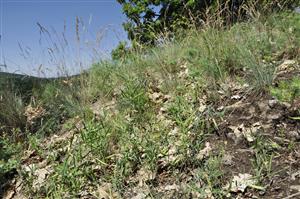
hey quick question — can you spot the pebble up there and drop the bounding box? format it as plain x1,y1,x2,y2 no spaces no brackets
231,94,242,100
287,131,300,140
222,154,234,166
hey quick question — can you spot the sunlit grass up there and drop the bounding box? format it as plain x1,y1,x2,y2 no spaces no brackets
0,11,299,198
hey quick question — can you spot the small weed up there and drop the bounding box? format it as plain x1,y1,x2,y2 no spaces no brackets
271,77,300,103
251,136,277,183
190,154,226,198
0,134,23,190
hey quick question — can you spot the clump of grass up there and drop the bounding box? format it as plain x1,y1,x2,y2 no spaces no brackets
190,153,225,198
34,79,83,136
0,91,26,131
0,131,23,192
250,135,279,186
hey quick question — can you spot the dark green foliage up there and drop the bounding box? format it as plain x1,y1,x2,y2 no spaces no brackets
0,91,26,131
271,77,300,103
111,41,131,61
0,134,22,197
117,0,212,46
116,0,298,47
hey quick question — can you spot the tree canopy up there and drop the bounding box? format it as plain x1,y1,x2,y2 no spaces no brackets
112,0,298,59
117,0,216,46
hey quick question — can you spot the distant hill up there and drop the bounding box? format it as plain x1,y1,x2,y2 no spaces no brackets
0,71,82,81
0,72,50,94
0,71,83,99
0,71,41,80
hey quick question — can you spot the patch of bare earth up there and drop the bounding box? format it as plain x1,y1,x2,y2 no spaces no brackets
205,61,300,198
210,92,300,198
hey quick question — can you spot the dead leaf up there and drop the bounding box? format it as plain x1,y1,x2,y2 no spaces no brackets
166,144,178,163
245,122,262,142
231,94,242,100
198,103,207,113
196,142,212,160
169,127,179,136
95,183,118,199
136,167,156,187
229,123,261,143
164,184,180,191
228,124,245,143
178,63,189,78
148,92,170,104
277,60,297,73
226,173,257,193
32,165,53,190
226,101,251,111
24,104,45,125
217,106,224,111
3,189,15,199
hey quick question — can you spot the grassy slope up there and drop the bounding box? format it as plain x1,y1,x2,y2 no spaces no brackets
0,72,83,132
1,12,300,198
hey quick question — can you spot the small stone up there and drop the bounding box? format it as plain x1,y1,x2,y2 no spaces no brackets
231,94,242,100
268,99,278,108
290,185,300,191
282,102,292,109
164,184,180,191
287,131,300,140
291,170,300,180
217,106,224,111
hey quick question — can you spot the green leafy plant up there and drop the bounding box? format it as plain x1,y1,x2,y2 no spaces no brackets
0,132,22,189
271,77,300,102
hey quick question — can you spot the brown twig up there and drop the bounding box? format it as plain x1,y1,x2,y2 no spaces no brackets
282,192,300,199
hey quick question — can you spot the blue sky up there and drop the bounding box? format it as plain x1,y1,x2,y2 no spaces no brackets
0,0,127,76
